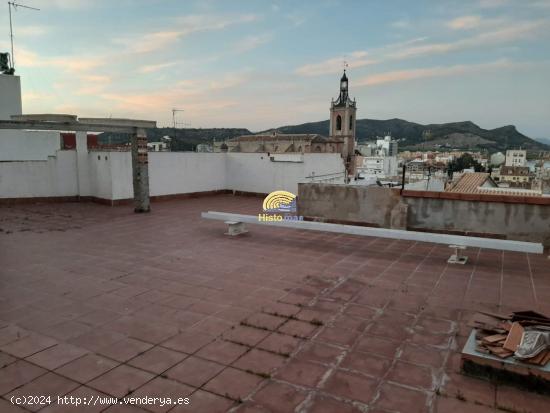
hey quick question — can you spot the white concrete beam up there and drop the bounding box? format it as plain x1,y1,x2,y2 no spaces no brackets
201,211,544,254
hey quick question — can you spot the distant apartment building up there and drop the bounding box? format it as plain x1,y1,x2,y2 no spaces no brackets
496,165,531,188
357,155,399,177
356,135,399,178
375,135,398,156
505,149,527,167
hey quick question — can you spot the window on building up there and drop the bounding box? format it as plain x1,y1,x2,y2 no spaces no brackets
349,115,353,130
336,115,342,131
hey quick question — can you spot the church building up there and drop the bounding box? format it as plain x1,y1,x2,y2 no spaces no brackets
215,71,358,172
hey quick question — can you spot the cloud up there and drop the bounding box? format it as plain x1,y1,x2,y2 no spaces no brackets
285,13,307,27
386,19,548,59
138,61,179,74
477,0,509,8
31,0,95,9
447,15,483,30
529,0,550,8
233,33,272,53
391,19,412,29
13,45,105,73
296,51,378,76
14,26,51,37
114,13,258,54
94,70,249,117
295,16,547,78
356,59,528,86
116,31,181,54
294,37,428,77
76,74,112,94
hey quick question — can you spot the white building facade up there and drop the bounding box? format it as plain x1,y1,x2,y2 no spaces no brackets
505,150,527,167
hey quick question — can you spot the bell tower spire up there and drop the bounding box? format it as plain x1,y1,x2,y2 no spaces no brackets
329,69,357,181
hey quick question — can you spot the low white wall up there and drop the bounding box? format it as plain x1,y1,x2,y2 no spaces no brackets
0,150,346,201
108,152,132,200
88,152,114,200
149,152,227,197
0,151,77,198
226,153,345,194
0,130,61,161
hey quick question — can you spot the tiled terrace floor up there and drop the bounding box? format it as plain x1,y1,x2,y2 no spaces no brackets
1,195,550,413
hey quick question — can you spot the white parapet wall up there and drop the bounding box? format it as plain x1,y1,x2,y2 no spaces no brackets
105,152,345,200
0,151,77,198
149,152,228,198
226,153,345,195
0,150,346,201
0,130,62,161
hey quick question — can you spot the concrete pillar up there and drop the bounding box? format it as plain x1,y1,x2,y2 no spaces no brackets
131,127,150,212
75,130,91,197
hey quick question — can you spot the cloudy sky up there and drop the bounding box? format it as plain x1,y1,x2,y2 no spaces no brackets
2,0,549,138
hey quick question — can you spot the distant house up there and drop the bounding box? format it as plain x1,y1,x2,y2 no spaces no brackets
498,165,531,187
446,171,541,196
505,149,527,167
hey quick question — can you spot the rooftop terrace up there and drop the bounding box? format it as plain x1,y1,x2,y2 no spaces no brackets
1,195,549,412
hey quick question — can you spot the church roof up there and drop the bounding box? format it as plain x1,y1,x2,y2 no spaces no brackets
229,133,342,143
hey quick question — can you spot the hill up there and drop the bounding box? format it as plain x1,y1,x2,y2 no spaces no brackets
98,127,252,151
98,119,548,153
266,119,548,153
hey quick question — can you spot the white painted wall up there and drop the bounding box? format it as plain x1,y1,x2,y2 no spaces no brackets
0,130,61,161
149,152,227,197
226,153,345,195
108,152,133,200
0,74,22,120
88,152,114,200
1,150,346,200
0,151,77,198
0,75,62,161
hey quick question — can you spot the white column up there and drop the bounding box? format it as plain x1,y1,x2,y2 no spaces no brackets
75,131,91,197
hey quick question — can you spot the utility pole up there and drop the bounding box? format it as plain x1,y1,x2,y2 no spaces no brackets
8,2,40,72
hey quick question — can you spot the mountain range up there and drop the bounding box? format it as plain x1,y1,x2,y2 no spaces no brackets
98,118,549,153
265,118,549,153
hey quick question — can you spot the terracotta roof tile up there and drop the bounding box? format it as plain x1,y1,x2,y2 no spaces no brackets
446,172,491,194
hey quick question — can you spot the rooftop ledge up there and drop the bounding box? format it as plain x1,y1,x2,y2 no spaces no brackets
401,189,550,205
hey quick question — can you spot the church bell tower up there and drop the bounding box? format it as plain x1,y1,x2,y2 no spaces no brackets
330,70,357,179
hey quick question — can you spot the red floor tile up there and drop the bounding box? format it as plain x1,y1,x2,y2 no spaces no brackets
165,356,224,388
203,367,264,400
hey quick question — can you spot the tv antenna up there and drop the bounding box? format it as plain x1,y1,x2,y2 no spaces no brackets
172,108,190,128
172,108,184,129
8,1,40,73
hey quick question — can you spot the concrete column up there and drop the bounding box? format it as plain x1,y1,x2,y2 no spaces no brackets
75,130,91,197
131,127,150,212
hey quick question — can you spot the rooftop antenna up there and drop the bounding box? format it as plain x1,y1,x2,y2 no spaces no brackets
172,108,184,129
8,1,40,73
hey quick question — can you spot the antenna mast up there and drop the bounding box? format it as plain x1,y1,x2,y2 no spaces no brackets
8,1,40,73
172,108,185,129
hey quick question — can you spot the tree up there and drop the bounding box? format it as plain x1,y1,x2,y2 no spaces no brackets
447,153,485,177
